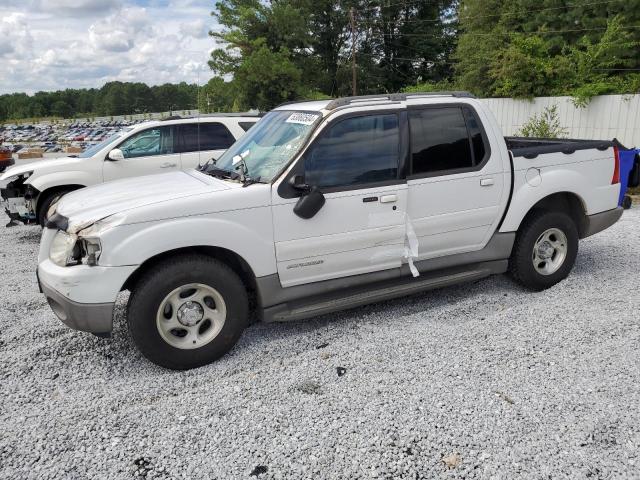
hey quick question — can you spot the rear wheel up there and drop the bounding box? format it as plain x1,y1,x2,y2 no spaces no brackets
509,211,579,291
127,254,249,370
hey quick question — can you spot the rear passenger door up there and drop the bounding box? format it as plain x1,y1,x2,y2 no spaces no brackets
176,122,237,170
406,104,507,260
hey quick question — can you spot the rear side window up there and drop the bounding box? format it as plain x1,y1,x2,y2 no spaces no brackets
176,123,235,153
304,114,399,189
239,121,257,132
409,106,487,176
463,107,486,163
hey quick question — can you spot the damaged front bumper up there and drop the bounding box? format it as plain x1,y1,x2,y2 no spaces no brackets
37,255,137,335
0,175,37,224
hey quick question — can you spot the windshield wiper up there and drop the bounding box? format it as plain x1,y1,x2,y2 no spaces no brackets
204,166,240,181
241,176,262,187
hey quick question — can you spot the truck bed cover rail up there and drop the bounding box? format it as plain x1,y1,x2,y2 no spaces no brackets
506,137,626,159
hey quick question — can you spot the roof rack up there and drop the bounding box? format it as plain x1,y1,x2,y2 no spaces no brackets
324,91,475,110
161,112,264,121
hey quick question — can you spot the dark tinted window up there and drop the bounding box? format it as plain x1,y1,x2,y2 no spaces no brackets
409,107,473,174
239,121,257,132
176,123,235,153
305,114,399,189
463,107,486,163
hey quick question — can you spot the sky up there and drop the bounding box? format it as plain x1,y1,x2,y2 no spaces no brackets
0,0,219,95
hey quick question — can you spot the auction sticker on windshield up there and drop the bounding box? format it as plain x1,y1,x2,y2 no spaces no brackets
286,113,319,125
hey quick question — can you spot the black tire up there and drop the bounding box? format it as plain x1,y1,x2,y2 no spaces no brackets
37,189,72,227
509,210,579,291
127,254,249,370
622,195,632,210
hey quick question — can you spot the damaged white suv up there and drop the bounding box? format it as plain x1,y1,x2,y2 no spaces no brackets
1,115,258,226
37,93,624,369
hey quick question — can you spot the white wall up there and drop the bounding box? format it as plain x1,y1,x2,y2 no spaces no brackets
480,94,640,148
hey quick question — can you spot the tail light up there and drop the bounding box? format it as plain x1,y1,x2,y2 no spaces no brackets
612,146,620,184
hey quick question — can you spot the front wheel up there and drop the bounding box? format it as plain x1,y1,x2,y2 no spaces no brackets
509,211,579,291
127,255,249,369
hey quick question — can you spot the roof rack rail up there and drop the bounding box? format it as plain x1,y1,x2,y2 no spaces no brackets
324,91,476,110
161,115,182,121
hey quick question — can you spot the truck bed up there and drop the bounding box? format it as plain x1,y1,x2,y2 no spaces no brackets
505,137,622,159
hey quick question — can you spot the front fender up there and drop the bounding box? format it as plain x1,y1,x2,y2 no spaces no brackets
99,208,276,277
27,170,95,192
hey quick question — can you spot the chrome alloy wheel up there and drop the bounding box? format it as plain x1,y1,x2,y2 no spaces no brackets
532,228,568,276
156,283,227,349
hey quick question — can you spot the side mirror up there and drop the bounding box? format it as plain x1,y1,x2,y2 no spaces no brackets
107,148,124,161
293,187,325,219
289,174,310,192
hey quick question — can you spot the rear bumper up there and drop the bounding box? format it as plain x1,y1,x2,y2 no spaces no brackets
583,207,623,238
40,278,114,334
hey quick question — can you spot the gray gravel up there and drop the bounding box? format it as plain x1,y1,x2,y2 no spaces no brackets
1,209,639,479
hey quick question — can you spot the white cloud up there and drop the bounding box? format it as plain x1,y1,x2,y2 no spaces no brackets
0,13,33,58
0,1,217,94
37,0,121,16
179,18,209,39
89,7,151,52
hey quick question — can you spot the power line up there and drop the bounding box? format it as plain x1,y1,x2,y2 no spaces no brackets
372,24,640,38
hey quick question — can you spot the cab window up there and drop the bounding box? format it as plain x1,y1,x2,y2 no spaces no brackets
304,114,400,189
409,106,488,176
118,127,174,159
176,123,235,153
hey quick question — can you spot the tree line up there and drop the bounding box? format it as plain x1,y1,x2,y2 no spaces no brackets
203,0,640,111
2,0,640,121
0,82,198,122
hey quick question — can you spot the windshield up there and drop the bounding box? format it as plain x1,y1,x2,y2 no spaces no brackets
212,110,321,181
78,128,133,158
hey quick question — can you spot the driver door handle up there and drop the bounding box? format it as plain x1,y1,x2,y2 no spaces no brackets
160,162,177,168
380,194,398,203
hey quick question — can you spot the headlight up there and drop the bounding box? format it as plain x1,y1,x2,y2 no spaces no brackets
1,171,32,184
49,231,102,267
49,231,78,266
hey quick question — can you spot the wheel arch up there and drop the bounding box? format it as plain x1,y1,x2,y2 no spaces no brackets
35,184,86,216
503,191,589,238
121,246,259,307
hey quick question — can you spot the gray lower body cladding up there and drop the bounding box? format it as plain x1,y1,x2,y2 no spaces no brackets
40,278,114,334
258,232,516,323
581,207,623,238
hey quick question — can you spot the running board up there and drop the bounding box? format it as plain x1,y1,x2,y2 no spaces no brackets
262,260,506,323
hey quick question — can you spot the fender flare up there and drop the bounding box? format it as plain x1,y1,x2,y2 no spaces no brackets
499,168,589,233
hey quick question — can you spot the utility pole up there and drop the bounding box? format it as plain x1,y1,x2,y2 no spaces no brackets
349,7,357,96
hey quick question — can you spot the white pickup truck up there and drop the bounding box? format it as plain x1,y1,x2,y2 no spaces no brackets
35,92,624,369
0,115,259,225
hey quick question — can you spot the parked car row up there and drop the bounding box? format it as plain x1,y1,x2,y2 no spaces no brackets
0,118,147,155
0,94,636,370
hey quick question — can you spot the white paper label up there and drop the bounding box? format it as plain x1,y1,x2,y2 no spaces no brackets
285,112,319,125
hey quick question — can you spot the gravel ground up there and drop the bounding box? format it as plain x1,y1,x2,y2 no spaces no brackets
1,210,639,480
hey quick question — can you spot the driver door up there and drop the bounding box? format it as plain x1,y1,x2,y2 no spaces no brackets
271,111,408,288
103,126,180,182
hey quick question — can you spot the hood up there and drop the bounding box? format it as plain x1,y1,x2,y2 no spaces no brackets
56,170,232,232
0,156,78,181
